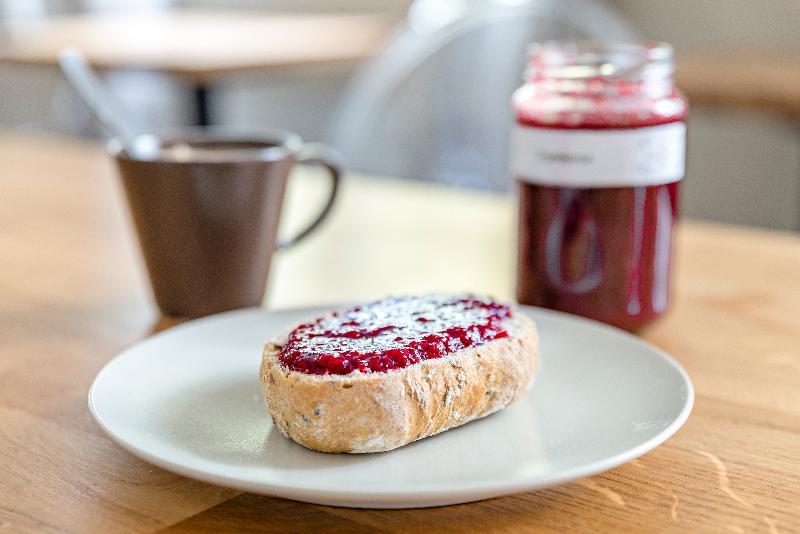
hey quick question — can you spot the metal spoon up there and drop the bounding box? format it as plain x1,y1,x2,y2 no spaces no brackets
58,47,138,140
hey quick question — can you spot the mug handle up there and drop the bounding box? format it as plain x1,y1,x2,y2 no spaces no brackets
277,143,342,250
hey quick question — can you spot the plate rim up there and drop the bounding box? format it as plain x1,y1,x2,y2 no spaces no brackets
88,305,694,507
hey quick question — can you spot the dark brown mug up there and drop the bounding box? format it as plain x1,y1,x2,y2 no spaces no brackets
108,127,341,318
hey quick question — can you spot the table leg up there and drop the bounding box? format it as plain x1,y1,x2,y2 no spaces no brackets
193,84,211,126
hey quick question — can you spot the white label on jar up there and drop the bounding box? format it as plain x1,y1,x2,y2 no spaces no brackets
511,122,686,187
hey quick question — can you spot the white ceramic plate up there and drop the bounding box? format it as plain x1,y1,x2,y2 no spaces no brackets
89,306,693,508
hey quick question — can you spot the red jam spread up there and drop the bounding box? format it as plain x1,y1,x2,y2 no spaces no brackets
278,295,512,375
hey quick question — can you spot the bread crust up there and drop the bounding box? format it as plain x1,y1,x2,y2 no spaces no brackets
260,312,539,453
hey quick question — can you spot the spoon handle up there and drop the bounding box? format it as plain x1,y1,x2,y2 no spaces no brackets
58,48,138,140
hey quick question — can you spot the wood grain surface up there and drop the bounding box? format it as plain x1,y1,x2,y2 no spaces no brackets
1,133,799,533
0,11,393,82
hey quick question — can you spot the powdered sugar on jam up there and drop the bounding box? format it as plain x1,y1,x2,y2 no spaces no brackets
279,295,512,375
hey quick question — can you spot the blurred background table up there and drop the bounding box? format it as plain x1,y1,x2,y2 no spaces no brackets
2,2,800,231
676,55,800,121
0,10,393,125
1,132,799,532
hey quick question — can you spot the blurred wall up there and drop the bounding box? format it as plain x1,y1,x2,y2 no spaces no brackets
610,0,800,54
177,0,409,13
610,0,800,231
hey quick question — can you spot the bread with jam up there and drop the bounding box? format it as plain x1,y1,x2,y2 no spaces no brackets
260,294,539,453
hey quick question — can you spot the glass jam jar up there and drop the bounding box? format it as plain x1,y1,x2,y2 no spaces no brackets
511,41,687,331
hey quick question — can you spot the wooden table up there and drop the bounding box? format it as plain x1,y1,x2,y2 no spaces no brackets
1,133,799,532
0,11,393,124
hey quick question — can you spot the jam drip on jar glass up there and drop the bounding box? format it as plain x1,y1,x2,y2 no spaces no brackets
278,295,512,375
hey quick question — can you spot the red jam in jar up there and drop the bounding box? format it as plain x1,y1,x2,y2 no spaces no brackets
279,294,511,375
512,41,687,331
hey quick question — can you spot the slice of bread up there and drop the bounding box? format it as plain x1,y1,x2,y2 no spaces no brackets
260,309,538,453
